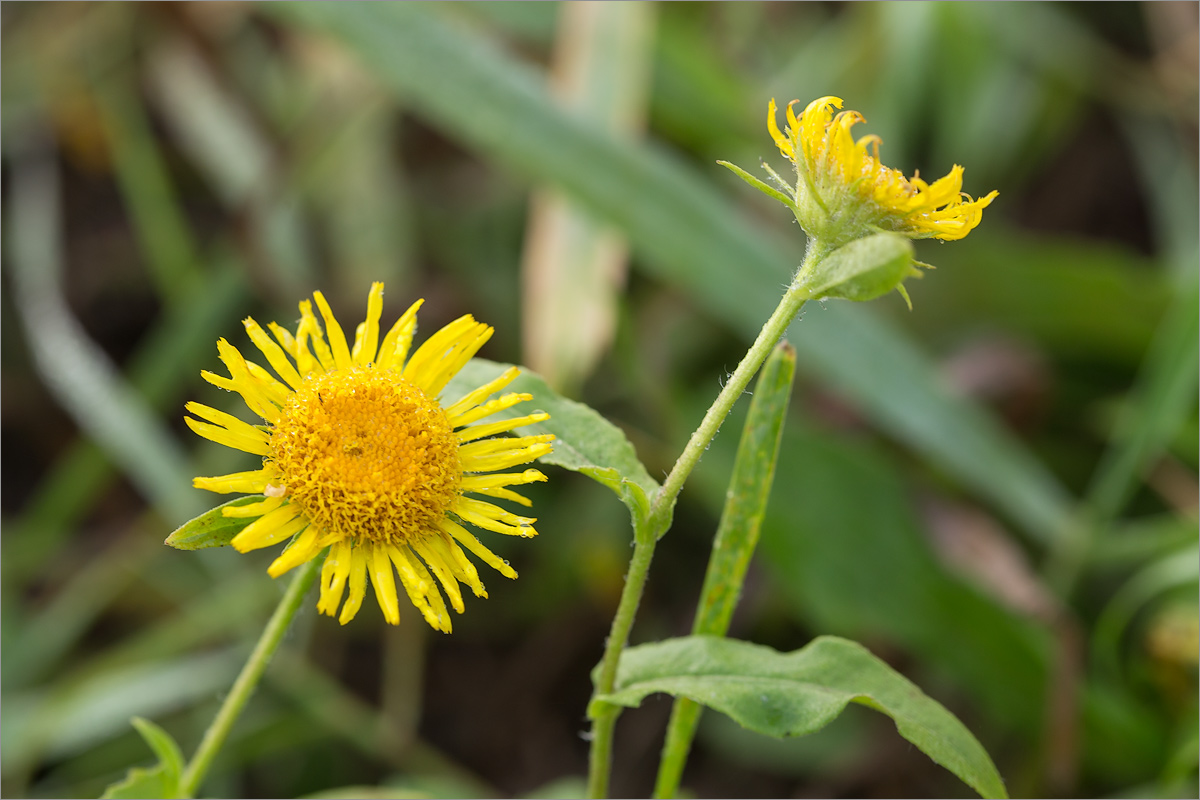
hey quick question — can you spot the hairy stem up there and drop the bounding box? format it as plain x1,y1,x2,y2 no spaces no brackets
586,261,812,797
178,556,321,798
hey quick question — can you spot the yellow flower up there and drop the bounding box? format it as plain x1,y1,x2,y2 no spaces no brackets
185,283,553,632
768,96,998,244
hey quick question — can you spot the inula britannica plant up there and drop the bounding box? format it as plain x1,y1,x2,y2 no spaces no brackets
112,96,1006,800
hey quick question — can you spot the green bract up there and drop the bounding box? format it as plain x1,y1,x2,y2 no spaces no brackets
798,233,920,304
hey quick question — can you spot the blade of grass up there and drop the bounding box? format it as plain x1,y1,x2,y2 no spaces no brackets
655,342,796,798
8,141,200,526
520,0,654,394
2,649,244,780
286,39,417,296
266,1,1074,546
1046,121,1199,593
5,259,249,582
1087,274,1199,525
270,652,498,796
91,71,204,306
144,34,314,291
2,523,161,690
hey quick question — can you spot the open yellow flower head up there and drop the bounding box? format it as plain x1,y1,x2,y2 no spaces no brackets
185,283,553,632
768,96,998,247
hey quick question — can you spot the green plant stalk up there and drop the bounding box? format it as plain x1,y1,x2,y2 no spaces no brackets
586,259,812,798
177,555,321,798
1048,272,1199,598
654,341,796,798
586,513,657,799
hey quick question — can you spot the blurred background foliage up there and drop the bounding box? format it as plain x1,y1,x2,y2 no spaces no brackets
1,2,1196,798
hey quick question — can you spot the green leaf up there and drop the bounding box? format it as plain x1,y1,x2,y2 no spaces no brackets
130,717,185,785
164,496,265,550
101,763,174,800
1092,544,1200,680
601,635,1008,799
264,1,1073,547
657,342,796,797
732,423,1051,735
102,717,185,799
693,342,796,637
716,160,796,208
1085,271,1200,524
445,358,659,524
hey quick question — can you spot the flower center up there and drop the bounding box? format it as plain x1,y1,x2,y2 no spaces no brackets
269,365,461,543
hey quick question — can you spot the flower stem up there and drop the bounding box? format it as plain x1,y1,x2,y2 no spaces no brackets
178,556,321,798
586,267,812,798
654,341,797,798
649,278,809,535
586,515,657,799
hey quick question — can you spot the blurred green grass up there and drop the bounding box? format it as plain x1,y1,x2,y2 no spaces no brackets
1,2,1196,798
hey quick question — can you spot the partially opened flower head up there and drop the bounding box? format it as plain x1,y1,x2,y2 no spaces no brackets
185,283,553,632
768,96,998,246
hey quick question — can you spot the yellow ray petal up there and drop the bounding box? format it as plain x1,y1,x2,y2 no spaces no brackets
222,495,284,518
338,546,369,625
313,291,352,371
317,540,353,617
457,411,549,443
184,416,271,456
388,545,443,631
413,539,465,614
444,367,521,420
458,433,555,462
200,370,279,423
402,315,477,390
243,362,292,408
297,300,333,373
370,545,401,625
268,321,299,361
243,318,304,390
376,298,424,371
193,467,277,494
419,322,494,398
767,98,792,159
231,503,305,552
352,282,384,365
449,391,532,428
184,401,268,442
439,517,517,579
470,486,532,507
455,496,537,537
266,525,322,577
406,554,451,632
214,339,282,420
428,532,485,597
460,442,555,474
461,469,547,492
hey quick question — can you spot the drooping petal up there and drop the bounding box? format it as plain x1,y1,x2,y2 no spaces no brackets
439,517,518,579
317,540,353,617
337,546,370,625
369,545,401,625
